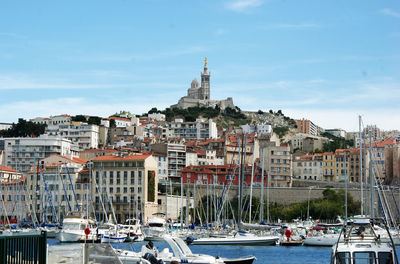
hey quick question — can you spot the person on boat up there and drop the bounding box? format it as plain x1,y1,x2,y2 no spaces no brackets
143,241,158,257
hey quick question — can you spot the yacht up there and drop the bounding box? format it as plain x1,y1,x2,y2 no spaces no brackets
331,217,398,264
142,217,167,241
114,235,225,264
187,230,279,246
56,214,97,243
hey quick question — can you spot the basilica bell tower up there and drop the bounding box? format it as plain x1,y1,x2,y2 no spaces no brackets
200,57,210,100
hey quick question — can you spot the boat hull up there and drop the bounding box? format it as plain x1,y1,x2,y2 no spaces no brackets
101,235,127,243
190,237,278,246
221,256,256,264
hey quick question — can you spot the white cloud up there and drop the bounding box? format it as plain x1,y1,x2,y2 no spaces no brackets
380,8,400,18
224,0,263,13
0,97,172,122
283,109,400,131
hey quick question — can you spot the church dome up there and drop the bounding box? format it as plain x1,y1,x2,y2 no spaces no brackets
191,78,200,88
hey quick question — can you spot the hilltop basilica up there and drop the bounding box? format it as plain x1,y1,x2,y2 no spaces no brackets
171,58,235,110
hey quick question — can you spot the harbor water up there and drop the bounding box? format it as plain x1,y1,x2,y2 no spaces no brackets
48,239,400,263
48,239,330,263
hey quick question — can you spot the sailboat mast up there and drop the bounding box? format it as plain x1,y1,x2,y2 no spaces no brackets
359,115,364,216
260,141,265,223
180,176,183,228
344,150,348,218
368,131,374,218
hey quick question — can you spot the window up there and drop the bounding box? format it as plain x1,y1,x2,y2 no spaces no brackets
124,187,127,193
353,252,375,264
335,252,350,264
131,171,135,184
109,187,113,193
117,187,120,193
378,252,394,264
124,171,128,184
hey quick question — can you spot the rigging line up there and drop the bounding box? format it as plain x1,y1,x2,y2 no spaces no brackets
59,166,72,212
65,166,81,212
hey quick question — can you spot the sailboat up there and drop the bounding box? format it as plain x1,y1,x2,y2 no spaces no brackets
187,133,279,246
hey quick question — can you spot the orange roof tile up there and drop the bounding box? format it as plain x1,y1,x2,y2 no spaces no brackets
109,116,131,122
93,154,151,161
0,165,17,173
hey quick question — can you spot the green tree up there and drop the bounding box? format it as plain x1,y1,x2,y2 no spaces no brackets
0,118,46,137
274,126,289,138
71,115,87,122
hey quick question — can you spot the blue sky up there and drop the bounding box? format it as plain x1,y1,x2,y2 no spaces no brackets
0,0,399,131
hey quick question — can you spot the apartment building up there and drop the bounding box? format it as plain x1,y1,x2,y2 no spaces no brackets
181,164,266,186
109,116,132,127
363,125,381,142
167,118,217,140
262,142,292,187
225,133,259,165
385,144,400,185
296,119,319,136
54,122,99,150
92,154,158,223
4,135,78,172
27,154,88,222
0,176,27,222
292,154,323,181
151,142,186,182
322,152,335,181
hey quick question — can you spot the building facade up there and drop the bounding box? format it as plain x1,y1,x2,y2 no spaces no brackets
92,154,158,223
4,135,78,172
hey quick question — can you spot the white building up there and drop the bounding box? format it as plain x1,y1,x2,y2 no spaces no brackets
0,123,12,130
167,118,217,140
109,117,132,127
48,122,99,150
148,113,166,121
325,128,347,138
154,153,168,183
3,135,78,172
241,124,272,135
31,115,71,126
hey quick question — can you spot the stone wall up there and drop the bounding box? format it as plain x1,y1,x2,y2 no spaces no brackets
176,184,400,219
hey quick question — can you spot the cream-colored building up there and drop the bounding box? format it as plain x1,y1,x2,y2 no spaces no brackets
262,142,292,187
92,153,158,223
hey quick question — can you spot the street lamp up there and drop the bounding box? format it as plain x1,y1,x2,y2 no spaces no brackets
307,186,316,220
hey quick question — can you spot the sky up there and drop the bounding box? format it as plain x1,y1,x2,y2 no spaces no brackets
0,0,399,132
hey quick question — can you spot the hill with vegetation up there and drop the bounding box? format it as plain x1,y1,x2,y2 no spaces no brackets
147,106,297,133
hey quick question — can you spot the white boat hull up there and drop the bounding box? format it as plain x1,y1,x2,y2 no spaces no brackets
190,236,279,246
304,234,339,246
101,235,128,243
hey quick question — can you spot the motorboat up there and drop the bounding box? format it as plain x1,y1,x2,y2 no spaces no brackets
114,235,226,263
187,230,279,246
331,217,398,264
56,214,97,243
279,226,305,246
304,226,340,246
101,227,128,243
221,256,256,264
142,217,167,241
